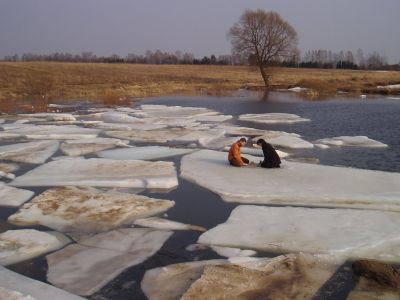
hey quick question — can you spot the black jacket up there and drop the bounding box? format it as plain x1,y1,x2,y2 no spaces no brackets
259,140,281,168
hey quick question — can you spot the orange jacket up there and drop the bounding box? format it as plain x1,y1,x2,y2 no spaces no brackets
228,141,244,166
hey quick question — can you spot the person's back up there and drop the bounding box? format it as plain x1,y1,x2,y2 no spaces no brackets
257,139,281,168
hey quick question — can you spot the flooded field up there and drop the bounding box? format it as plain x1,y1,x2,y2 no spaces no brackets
0,92,399,300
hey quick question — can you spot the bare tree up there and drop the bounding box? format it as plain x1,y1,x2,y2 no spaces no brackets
228,10,298,87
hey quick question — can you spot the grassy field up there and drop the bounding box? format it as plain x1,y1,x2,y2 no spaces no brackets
0,62,399,104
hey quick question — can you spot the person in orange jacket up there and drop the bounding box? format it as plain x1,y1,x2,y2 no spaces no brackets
228,137,249,167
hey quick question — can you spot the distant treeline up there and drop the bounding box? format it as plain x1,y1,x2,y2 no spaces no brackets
3,49,399,71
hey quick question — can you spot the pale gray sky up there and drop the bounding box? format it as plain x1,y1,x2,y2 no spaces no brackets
1,0,399,63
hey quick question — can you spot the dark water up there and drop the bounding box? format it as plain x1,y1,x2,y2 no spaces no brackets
1,92,400,300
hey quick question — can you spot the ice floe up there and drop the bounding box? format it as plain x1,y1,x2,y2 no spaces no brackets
377,84,400,89
210,246,256,258
0,266,85,300
0,162,19,180
254,134,314,149
94,122,167,131
98,146,194,160
141,260,227,300
105,128,225,146
133,217,205,232
180,254,342,300
98,111,144,123
0,125,100,140
0,229,71,266
199,205,400,263
11,158,178,189
181,150,400,210
215,124,266,136
315,136,388,148
19,113,77,121
0,141,59,164
239,112,310,124
8,186,175,233
348,277,399,300
136,105,218,119
47,228,172,296
60,138,130,156
0,183,34,207
288,86,308,92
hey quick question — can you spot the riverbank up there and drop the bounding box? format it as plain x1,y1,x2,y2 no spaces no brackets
0,62,399,102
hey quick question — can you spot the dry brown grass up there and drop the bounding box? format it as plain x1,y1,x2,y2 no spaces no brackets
0,62,399,103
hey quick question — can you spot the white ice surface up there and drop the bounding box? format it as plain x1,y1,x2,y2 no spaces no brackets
11,158,178,189
210,246,257,258
134,217,206,232
99,111,144,123
0,229,71,266
0,124,100,140
136,105,218,119
60,137,130,156
95,122,166,131
0,183,34,207
315,136,388,148
254,134,314,149
377,84,400,89
19,113,76,121
141,259,227,300
239,113,311,124
8,186,175,233
215,125,266,136
288,87,308,92
180,150,400,211
0,141,59,164
198,205,400,263
47,228,172,296
98,146,194,160
192,115,232,122
0,266,85,300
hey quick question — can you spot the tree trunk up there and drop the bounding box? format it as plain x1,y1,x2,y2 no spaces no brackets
258,63,269,87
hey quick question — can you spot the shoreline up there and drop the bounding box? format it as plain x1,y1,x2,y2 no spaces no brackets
0,62,399,104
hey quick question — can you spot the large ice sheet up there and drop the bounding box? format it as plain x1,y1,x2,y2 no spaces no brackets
199,205,400,263
98,146,194,160
254,134,314,149
192,114,232,122
19,113,76,121
0,141,59,164
95,122,166,131
60,138,130,156
0,229,71,266
134,217,205,232
239,113,311,124
181,254,341,300
105,128,193,144
216,125,271,136
0,124,100,140
136,105,218,119
0,162,19,180
315,136,388,148
11,158,178,189
99,111,144,123
47,228,172,296
0,183,34,207
181,150,400,210
0,266,85,300
8,186,175,233
105,128,224,146
141,260,227,300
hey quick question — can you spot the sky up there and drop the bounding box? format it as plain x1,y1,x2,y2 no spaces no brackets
1,0,399,63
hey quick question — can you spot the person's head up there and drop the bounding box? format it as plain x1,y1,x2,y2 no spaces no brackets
238,137,247,146
256,139,266,146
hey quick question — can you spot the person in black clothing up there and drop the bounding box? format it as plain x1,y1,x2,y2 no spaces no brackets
256,139,281,168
